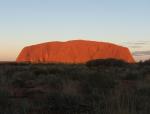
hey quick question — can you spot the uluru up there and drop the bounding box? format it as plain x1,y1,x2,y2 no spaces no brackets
16,40,135,63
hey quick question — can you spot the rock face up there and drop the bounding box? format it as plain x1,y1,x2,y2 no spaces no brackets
16,40,135,63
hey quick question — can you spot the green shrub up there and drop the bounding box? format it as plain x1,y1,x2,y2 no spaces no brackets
86,58,129,67
0,90,12,113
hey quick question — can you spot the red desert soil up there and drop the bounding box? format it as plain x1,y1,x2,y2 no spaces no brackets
16,40,135,63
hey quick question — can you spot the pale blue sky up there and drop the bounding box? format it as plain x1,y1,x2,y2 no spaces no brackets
0,0,150,61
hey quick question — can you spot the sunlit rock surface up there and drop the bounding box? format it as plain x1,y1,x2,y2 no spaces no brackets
16,40,135,63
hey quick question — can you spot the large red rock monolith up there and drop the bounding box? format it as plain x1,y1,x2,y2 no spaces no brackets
16,40,135,63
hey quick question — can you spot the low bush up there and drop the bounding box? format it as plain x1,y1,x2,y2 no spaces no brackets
86,58,129,67
0,59,149,114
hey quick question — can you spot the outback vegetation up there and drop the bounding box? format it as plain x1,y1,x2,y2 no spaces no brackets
0,59,150,114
